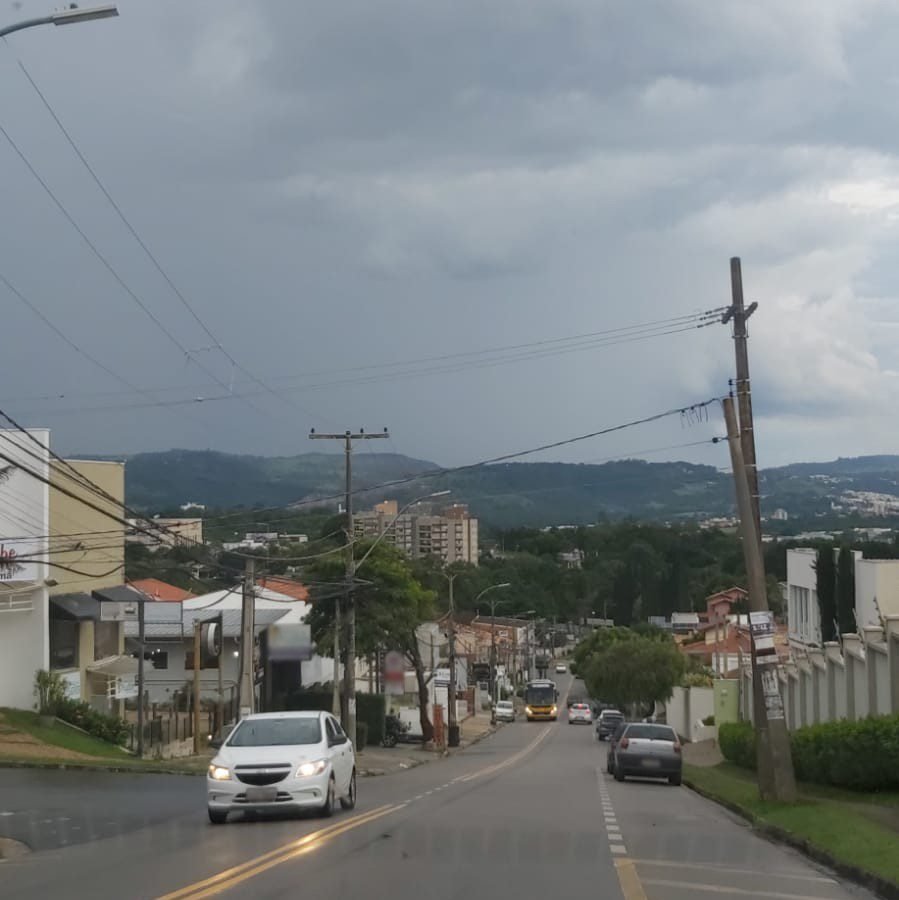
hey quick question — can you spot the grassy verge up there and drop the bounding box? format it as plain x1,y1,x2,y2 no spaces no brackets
0,708,131,760
685,763,899,888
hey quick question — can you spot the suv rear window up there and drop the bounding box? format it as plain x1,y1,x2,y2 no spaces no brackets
623,724,676,741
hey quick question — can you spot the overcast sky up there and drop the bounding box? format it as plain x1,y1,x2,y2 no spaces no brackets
3,0,899,470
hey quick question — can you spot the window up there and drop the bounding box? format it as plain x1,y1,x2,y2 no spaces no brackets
94,621,119,660
150,650,168,670
50,619,78,669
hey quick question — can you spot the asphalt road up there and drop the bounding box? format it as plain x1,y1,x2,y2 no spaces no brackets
0,677,879,900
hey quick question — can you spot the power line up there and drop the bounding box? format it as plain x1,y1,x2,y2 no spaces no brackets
14,319,720,417
0,120,283,429
12,57,330,428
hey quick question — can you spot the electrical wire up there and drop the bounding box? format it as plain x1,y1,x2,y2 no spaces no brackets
11,56,332,429
0,120,285,430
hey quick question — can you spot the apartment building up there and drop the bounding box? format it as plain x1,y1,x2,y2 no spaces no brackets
353,500,478,565
126,517,204,550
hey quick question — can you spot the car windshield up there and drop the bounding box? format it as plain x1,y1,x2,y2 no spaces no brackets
228,718,322,747
624,724,676,741
497,701,512,709
602,712,623,721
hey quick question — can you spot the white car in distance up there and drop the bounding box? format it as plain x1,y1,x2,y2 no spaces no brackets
207,711,356,824
493,700,515,723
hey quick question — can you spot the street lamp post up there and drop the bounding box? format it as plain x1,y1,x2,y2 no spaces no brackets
444,571,460,748
473,584,511,714
0,5,118,39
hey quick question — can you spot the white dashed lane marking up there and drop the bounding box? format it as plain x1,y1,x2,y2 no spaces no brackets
597,767,626,856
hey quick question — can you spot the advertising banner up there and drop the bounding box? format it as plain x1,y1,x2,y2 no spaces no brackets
0,429,50,583
384,650,406,696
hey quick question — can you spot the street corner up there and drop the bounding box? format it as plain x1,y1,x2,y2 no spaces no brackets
0,837,31,862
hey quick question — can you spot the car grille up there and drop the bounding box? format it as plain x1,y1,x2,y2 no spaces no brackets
233,791,294,803
235,765,292,786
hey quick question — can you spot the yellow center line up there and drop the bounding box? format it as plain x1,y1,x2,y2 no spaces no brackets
615,859,649,900
155,804,397,900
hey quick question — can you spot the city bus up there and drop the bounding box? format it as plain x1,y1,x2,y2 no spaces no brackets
524,679,558,721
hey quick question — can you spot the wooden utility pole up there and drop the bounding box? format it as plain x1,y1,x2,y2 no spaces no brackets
237,557,256,718
192,621,201,755
445,572,460,747
723,397,797,802
309,428,389,747
722,257,761,536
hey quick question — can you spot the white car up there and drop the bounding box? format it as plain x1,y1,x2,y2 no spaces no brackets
493,700,515,723
568,702,593,724
206,711,356,824
555,663,568,673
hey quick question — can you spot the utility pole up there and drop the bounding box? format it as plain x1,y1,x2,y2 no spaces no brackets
309,428,389,747
192,621,202,755
136,598,145,758
723,397,797,802
445,572,460,748
722,257,761,537
237,557,256,718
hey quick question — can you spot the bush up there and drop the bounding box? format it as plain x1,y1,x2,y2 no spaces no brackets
790,715,899,791
719,721,756,770
702,714,715,726
283,690,385,746
720,714,899,792
34,669,65,716
55,698,129,745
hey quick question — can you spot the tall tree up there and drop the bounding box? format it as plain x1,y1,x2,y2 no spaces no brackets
814,546,837,643
836,545,856,636
303,543,437,741
581,632,684,715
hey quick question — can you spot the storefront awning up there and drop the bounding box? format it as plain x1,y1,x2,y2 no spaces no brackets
50,593,100,620
86,654,138,677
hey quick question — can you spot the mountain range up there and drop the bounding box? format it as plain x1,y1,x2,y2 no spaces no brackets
119,449,899,529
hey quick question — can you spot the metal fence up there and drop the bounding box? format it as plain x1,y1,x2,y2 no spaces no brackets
126,690,240,754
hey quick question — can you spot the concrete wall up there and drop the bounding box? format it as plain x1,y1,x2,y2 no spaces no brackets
49,460,125,595
0,586,48,709
855,559,899,629
741,616,899,728
666,685,714,742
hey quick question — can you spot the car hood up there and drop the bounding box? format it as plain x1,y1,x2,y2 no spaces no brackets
214,744,324,767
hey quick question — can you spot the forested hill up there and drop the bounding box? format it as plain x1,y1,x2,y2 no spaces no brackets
119,448,899,528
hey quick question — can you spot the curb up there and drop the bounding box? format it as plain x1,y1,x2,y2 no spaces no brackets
684,778,899,900
0,759,205,777
358,756,428,778
442,722,499,757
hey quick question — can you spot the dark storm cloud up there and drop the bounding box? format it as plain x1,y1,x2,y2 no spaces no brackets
1,0,897,468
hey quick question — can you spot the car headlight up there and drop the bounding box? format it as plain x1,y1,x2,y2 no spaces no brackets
551,705,558,714
296,759,328,778
208,764,231,781
525,705,533,715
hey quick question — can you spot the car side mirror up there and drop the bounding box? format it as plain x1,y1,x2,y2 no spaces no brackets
329,734,348,747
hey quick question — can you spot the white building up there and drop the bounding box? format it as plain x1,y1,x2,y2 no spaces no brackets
854,558,899,630
785,549,821,647
785,547,898,649
0,429,50,709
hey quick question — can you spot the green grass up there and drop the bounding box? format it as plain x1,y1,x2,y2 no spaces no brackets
685,763,899,886
0,708,130,760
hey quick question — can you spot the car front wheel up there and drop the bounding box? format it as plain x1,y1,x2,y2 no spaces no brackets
319,777,336,818
340,770,357,810
208,808,228,825
614,767,625,782
668,773,682,786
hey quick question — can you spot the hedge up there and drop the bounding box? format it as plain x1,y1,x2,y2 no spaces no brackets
718,721,757,771
55,698,130,746
282,690,385,746
718,714,899,792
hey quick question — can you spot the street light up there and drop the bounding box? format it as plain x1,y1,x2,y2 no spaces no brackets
0,4,118,38
339,489,449,748
475,584,511,713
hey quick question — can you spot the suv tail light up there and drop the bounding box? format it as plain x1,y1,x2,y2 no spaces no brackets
673,741,682,754
619,737,629,750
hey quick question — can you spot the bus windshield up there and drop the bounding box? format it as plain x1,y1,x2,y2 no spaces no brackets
525,684,556,705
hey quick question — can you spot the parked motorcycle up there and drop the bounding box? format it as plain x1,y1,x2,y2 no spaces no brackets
382,713,410,748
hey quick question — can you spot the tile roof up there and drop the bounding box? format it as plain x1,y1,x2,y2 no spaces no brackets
256,576,309,602
129,578,196,602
